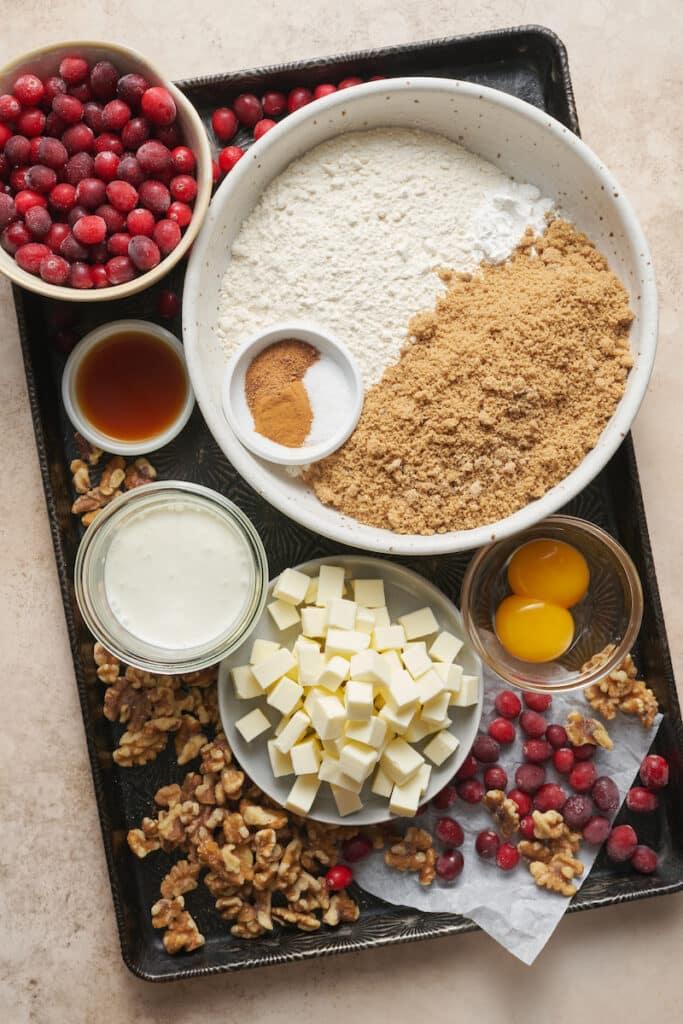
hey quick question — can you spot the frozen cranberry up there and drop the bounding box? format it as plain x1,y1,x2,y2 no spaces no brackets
457,779,485,804
523,692,552,712
17,108,46,138
94,203,124,234
116,157,142,188
168,147,193,176
626,787,658,813
563,794,595,829
36,137,67,169
68,81,92,104
569,761,598,793
583,815,611,845
126,207,154,236
475,829,500,859
154,122,180,149
168,174,196,203
455,754,478,782
91,151,119,183
152,218,181,255
82,101,104,133
10,167,29,191
545,724,568,749
67,205,88,228
45,221,70,253
591,776,620,814
253,118,276,141
572,743,595,761
89,60,119,101
63,124,94,155
29,137,43,164
137,139,172,175
218,145,244,174
167,201,192,228
0,124,12,151
494,689,522,719
15,242,50,274
606,824,638,863
128,234,160,271
138,179,170,215
107,232,132,256
472,734,500,763
5,135,30,166
325,864,353,890
507,788,533,816
64,152,94,185
631,845,658,874
514,763,546,795
1,221,30,254
313,83,337,99
48,183,76,213
287,87,313,113
488,718,515,745
90,240,109,263
640,754,669,789
523,739,553,764
72,214,106,245
76,177,106,210
117,73,148,108
338,76,364,89
435,816,464,847
13,73,45,106
233,93,262,127
26,165,57,193
99,99,129,133
59,56,89,86
38,252,69,285
519,710,547,738
120,116,149,151
432,783,457,810
0,93,21,121
484,765,508,790
259,92,285,118
52,93,83,125
93,131,123,156
519,814,536,839
553,748,575,775
90,264,108,287
59,232,88,261
43,76,67,104
436,849,464,881
141,86,176,126
25,205,51,238
211,107,238,143
0,192,16,229
157,288,179,318
106,180,138,213
496,842,519,871
341,834,372,863
533,783,567,812
105,254,135,284
15,190,47,216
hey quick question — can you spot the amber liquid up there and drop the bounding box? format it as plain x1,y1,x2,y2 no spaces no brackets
75,330,188,442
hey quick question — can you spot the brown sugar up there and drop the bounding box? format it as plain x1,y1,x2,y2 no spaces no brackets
304,219,634,534
245,338,319,447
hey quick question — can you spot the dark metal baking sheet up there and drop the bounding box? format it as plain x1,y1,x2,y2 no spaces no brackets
13,25,683,982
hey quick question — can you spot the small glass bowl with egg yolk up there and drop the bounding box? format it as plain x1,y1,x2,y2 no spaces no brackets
460,516,643,694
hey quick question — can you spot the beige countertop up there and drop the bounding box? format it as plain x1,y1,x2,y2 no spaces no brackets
1,2,681,1021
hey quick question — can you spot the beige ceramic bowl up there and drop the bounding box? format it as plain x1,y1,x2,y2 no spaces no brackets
0,40,212,301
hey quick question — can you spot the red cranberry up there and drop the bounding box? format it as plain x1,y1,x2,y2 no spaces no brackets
519,814,535,839
496,842,520,871
514,763,546,795
141,86,176,126
435,816,464,847
631,845,658,874
494,689,522,719
153,218,181,255
640,754,669,790
211,107,238,143
26,165,57,193
106,254,135,284
67,204,89,228
591,776,619,813
454,754,478,781
29,137,44,164
488,718,515,745
546,724,568,749
64,152,94,185
138,179,170,215
70,261,94,288
13,73,45,106
233,93,262,127
59,56,89,86
472,734,500,763
157,288,180,319
169,174,197,203
563,794,595,829
0,153,9,180
606,824,638,863
0,93,21,121
17,108,46,138
5,135,31,166
523,739,553,764
73,214,106,245
37,137,68,169
127,207,155,237
572,743,595,761
338,76,364,89
171,146,195,174
68,82,92,104
0,192,16,229
523,692,552,712
475,829,500,859
52,93,83,124
25,205,51,238
569,761,598,793
342,835,373,863
253,118,276,141
553,748,575,775
128,234,160,271
325,864,353,891
117,156,144,187
49,183,77,212
313,83,337,99
484,765,508,790
520,710,547,738
100,99,131,133
583,815,611,844
15,242,50,274
107,232,132,256
88,60,119,101
93,151,120,182
15,190,47,216
91,264,108,288
76,177,106,210
435,849,464,881
94,132,123,156
137,140,172,175
120,116,149,150
508,788,533,816
117,73,148,108
10,168,29,191
106,180,138,213
95,203,125,234
63,124,95,155
82,102,104,133
1,221,30,254
533,783,567,812
287,87,313,113
218,145,244,174
39,252,69,285
90,241,109,263
45,222,70,252
0,124,12,151
626,787,659,813
262,91,287,117
44,76,67,103
457,779,485,804
59,232,88,261
167,200,192,227
431,783,457,810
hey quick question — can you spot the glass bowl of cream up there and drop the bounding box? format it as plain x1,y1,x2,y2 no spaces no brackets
74,481,268,673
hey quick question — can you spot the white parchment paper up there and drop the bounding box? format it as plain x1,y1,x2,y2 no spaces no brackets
353,670,661,965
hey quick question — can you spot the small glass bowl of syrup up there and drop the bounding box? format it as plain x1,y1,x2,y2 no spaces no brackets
62,319,194,455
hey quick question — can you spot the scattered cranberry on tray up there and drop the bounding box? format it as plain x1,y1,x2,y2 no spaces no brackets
483,765,508,790
488,717,515,745
507,788,532,816
431,782,457,809
519,814,535,839
342,835,373,863
494,689,522,719
569,761,598,793
325,864,353,891
631,845,658,874
533,782,567,812
606,824,638,863
472,734,500,763
545,724,568,749
626,786,659,813
519,710,547,738
454,753,478,781
591,775,620,813
523,692,552,712
457,779,485,804
436,849,464,881
287,86,313,113
253,118,276,141
523,739,553,764
495,842,520,871
562,794,595,830
435,816,464,847
582,815,611,845
514,763,546,795
211,106,238,141
639,754,669,790
218,146,244,174
262,91,287,117
475,829,500,859
313,83,337,99
571,743,595,761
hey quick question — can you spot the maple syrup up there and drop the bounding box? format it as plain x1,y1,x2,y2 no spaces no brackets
75,329,188,442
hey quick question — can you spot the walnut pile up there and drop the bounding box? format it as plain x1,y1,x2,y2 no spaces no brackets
69,434,157,527
518,810,584,897
565,711,613,750
483,789,519,838
583,646,658,729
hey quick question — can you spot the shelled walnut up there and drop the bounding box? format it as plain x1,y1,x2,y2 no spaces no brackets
384,827,436,886
583,646,658,729
565,711,613,750
68,437,157,527
483,789,520,837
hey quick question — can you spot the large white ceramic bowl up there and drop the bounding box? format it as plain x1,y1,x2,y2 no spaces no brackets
183,77,657,555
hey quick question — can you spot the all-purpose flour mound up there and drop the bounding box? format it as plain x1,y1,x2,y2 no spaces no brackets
216,129,554,386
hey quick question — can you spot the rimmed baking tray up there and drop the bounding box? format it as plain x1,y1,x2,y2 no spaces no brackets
13,24,683,981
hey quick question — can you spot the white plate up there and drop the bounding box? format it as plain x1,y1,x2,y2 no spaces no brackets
218,555,483,825
183,77,657,555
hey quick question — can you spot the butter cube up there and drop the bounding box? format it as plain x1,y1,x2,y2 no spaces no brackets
290,737,322,775
231,664,261,700
371,765,393,798
373,624,406,651
301,606,327,638
429,630,464,664
316,564,345,606
273,567,310,606
420,690,450,726
249,638,280,665
327,597,357,630
453,674,479,707
355,606,376,635
423,729,459,766
379,700,416,735
434,661,464,694
349,650,392,686
399,606,439,640
267,739,293,777
381,650,403,679
273,710,310,754
372,606,391,629
414,668,445,705
346,716,388,749
352,579,386,608
405,716,437,743
331,784,363,817
326,628,371,656
382,738,424,785
297,646,325,686
235,708,271,743
387,670,419,712
252,648,297,690
267,600,300,631
339,740,378,783
310,694,346,740
267,676,304,716
417,762,432,795
321,736,345,757
318,757,363,793
316,655,349,692
389,774,422,817
401,645,433,679
285,774,320,815
305,576,319,604
345,679,374,719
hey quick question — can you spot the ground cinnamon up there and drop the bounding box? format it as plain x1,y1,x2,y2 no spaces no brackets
245,339,319,447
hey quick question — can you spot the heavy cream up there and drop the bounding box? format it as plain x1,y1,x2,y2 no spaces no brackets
104,500,254,650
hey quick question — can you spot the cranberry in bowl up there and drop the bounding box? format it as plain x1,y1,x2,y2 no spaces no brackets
0,41,211,300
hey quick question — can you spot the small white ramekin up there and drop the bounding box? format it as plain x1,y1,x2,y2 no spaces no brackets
61,319,195,455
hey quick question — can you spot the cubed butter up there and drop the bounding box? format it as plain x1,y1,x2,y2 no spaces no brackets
339,740,378,783
235,707,271,743
398,606,439,640
345,716,388,749
387,670,420,712
381,650,403,679
382,737,424,785
331,784,363,817
355,607,376,635
414,668,445,705
349,650,391,686
316,564,345,606
424,729,459,766
273,710,311,754
290,737,322,775
417,762,432,795
405,716,438,743
352,578,386,608
379,700,416,735
316,655,349,692
273,567,311,606
429,630,464,664
267,676,304,716
371,765,394,798
310,694,346,740
301,606,327,638
401,645,433,679
434,661,464,693
326,597,358,630
345,679,374,719
285,774,320,815
252,648,297,690
420,690,451,726
249,638,280,665
389,774,422,817
231,664,261,700
453,674,479,707
267,600,300,631
304,576,319,604
372,606,391,629
297,646,325,686
373,624,406,652
267,739,293,778
326,628,371,656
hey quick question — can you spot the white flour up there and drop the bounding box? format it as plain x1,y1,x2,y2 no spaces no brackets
216,129,554,387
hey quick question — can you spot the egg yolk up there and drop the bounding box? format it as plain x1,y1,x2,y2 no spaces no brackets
495,595,575,663
507,539,589,609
